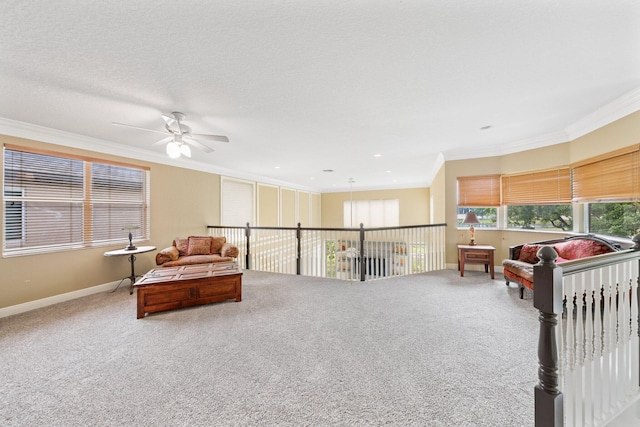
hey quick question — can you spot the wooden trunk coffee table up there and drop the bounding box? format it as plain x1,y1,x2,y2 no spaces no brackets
134,262,242,318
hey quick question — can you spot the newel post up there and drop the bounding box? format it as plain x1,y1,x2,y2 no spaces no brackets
359,223,366,282
533,246,564,427
245,222,251,270
296,223,302,276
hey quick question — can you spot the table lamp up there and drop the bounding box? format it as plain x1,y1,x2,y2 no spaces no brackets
462,211,480,246
123,226,139,251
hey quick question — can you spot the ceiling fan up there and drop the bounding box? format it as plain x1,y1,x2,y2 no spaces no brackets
112,112,229,158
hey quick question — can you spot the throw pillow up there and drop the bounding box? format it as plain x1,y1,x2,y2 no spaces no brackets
173,238,189,256
187,236,213,256
221,243,239,258
211,236,226,254
156,246,179,264
518,244,542,264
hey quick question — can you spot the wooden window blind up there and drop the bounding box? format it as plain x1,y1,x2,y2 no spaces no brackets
457,175,501,207
501,167,571,205
3,146,150,256
572,145,640,202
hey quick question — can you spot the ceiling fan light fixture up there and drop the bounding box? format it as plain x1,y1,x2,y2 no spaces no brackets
180,144,191,158
166,141,181,159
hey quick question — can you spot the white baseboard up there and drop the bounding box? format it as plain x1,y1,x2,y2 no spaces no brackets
0,280,120,319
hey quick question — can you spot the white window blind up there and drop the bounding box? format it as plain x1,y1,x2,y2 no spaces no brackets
3,147,150,256
344,199,399,227
221,178,254,226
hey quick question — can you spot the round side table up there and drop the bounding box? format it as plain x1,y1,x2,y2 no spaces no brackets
104,245,157,294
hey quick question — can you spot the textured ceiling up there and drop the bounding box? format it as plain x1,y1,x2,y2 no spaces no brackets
1,1,639,192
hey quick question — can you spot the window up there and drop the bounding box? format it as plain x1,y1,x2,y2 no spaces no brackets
457,176,500,229
3,147,150,256
4,188,24,241
501,168,573,231
572,146,640,238
589,202,640,238
572,145,639,202
457,175,500,207
456,207,498,229
506,205,573,231
344,199,399,228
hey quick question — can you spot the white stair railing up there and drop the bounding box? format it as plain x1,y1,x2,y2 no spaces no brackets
535,240,640,427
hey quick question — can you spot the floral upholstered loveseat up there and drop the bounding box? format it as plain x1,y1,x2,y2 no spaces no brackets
502,235,622,299
155,235,239,267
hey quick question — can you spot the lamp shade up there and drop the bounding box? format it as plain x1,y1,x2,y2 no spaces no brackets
462,211,480,224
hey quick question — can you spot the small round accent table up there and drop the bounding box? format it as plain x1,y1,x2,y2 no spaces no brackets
104,245,157,294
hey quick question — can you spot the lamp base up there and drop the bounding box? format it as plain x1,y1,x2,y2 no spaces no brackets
468,240,476,246
124,232,137,251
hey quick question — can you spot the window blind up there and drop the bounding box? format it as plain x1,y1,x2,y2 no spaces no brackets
221,178,254,226
457,175,501,207
3,147,150,256
502,167,571,205
343,199,399,228
572,145,640,202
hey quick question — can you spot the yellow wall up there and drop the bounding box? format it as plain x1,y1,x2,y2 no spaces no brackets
258,183,279,226
321,187,430,228
443,110,640,267
1,135,221,309
298,191,310,227
569,110,640,163
311,193,321,227
280,188,297,227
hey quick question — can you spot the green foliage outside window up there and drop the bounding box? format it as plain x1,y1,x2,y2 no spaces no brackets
507,205,573,231
589,202,640,238
457,207,497,228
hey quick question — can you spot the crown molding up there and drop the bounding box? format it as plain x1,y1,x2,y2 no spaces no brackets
444,86,640,162
565,86,640,140
443,130,570,162
0,117,320,193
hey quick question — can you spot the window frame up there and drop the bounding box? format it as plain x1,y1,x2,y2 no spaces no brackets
2,145,150,257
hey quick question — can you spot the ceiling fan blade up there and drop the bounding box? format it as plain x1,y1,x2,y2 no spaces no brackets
190,132,229,143
112,122,168,135
152,136,173,146
162,114,185,135
183,136,215,153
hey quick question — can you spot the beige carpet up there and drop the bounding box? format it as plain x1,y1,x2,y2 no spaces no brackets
0,269,538,426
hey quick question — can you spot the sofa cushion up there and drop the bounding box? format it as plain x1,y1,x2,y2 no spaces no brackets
553,239,615,260
187,236,213,256
503,259,534,290
211,236,226,254
518,244,543,264
173,238,189,256
161,254,234,267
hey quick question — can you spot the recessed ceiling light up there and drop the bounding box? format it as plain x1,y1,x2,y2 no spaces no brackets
386,170,391,173
373,154,382,158
275,166,280,169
